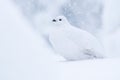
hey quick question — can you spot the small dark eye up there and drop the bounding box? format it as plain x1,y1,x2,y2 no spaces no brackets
59,19,62,21
52,19,56,22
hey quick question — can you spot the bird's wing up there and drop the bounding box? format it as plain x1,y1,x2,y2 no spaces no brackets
64,27,104,56
49,30,83,60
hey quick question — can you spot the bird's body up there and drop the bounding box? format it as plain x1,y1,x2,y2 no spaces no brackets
49,16,104,61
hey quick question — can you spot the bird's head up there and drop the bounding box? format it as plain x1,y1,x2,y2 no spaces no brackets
52,16,69,27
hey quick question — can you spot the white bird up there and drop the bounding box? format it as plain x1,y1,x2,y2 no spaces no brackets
48,16,104,61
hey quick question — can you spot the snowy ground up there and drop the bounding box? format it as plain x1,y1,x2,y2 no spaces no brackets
0,1,62,80
0,0,120,80
59,59,120,80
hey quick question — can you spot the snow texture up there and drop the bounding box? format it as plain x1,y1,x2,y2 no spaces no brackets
59,59,120,80
0,1,63,80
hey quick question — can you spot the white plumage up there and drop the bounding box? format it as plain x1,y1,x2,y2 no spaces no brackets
49,16,104,61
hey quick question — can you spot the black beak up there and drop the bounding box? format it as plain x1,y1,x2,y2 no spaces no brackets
52,19,56,22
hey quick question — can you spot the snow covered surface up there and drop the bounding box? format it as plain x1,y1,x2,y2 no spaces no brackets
59,59,120,80
0,0,61,80
1,0,120,80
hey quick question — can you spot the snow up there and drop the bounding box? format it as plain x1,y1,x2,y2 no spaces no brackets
102,0,120,33
61,0,103,35
0,0,62,80
59,59,120,80
101,0,120,57
0,0,120,80
0,0,62,62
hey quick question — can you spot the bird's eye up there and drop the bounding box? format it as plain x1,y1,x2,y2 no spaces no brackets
59,19,62,21
52,19,56,22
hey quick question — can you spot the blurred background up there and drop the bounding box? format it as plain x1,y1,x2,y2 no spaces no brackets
13,0,120,58
0,0,120,80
